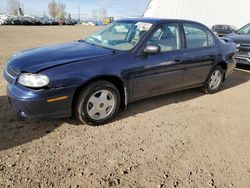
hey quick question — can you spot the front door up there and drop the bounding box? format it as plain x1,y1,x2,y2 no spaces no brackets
130,23,185,101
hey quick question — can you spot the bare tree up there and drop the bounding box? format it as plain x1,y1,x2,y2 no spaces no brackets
57,3,66,19
48,0,58,18
7,0,20,16
98,8,108,21
101,8,108,19
92,9,98,21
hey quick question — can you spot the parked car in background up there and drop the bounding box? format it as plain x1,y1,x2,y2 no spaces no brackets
212,24,238,37
4,18,237,125
64,19,77,25
38,17,50,25
0,15,11,25
0,14,75,26
0,18,5,25
225,23,250,66
9,17,22,25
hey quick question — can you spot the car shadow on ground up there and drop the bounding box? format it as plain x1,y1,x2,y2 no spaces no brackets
0,69,249,151
116,69,250,121
0,96,69,151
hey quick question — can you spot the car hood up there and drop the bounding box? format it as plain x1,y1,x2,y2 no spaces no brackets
7,41,114,73
225,33,250,44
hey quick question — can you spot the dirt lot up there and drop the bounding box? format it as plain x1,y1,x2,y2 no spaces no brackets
0,26,250,188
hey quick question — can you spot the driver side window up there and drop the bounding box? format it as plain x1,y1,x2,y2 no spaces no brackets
147,23,181,52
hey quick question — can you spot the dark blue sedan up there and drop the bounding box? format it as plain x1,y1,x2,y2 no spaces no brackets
4,18,237,125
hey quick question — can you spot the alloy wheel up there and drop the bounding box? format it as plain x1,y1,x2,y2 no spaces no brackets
86,89,116,120
209,70,222,90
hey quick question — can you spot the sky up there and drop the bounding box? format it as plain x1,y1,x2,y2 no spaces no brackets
0,0,150,19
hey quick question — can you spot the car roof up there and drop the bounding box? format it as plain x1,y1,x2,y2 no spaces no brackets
115,17,204,25
213,24,230,27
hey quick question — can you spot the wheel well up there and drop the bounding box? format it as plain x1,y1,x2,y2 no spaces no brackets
217,61,227,70
72,76,126,113
216,61,227,81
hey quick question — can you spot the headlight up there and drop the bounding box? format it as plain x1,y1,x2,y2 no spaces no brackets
235,43,241,48
18,73,49,88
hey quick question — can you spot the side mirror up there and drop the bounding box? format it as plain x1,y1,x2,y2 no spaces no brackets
144,44,161,54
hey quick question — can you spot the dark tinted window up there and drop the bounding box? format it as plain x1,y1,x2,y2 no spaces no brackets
207,31,215,46
147,23,180,52
184,23,209,49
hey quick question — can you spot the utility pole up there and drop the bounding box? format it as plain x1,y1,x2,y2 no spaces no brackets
22,2,24,11
78,4,80,22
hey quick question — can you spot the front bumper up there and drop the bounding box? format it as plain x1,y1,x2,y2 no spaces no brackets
236,56,250,65
7,83,76,118
236,50,250,65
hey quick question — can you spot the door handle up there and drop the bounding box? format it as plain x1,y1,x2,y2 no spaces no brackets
209,54,215,58
181,58,193,63
174,59,182,63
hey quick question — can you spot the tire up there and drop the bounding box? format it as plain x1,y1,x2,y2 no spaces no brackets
204,66,224,94
75,80,120,125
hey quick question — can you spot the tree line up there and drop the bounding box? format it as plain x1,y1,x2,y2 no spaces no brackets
6,0,67,19
6,0,109,21
48,0,66,19
6,0,24,16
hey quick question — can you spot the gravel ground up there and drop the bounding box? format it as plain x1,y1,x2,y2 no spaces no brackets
0,26,250,188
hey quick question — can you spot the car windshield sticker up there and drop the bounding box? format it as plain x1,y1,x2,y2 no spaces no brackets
136,22,153,31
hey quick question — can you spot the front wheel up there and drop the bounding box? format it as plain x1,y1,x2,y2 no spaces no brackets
75,80,120,125
204,66,224,94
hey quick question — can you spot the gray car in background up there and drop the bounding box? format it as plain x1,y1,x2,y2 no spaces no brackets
212,25,238,37
225,23,250,66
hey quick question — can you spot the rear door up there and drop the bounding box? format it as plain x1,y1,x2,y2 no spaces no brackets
181,23,218,87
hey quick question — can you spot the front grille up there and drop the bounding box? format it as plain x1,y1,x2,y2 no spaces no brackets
4,67,18,83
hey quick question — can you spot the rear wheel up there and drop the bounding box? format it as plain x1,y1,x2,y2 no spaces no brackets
75,80,120,125
204,66,224,94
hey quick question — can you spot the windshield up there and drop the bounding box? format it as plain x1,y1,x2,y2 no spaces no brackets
238,24,250,34
230,25,238,31
85,21,153,51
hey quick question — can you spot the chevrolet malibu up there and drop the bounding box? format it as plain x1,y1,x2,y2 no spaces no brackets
4,18,237,125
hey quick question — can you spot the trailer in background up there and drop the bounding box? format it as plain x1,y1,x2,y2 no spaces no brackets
144,0,250,28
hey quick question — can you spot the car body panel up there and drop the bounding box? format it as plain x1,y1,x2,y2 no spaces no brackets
7,83,74,118
8,42,114,73
119,49,185,101
181,47,218,87
226,33,250,44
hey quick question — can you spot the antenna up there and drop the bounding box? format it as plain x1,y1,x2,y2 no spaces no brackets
22,1,24,15
78,4,80,22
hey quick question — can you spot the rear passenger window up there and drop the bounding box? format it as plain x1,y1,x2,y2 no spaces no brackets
184,23,214,49
147,23,180,52
207,31,215,46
